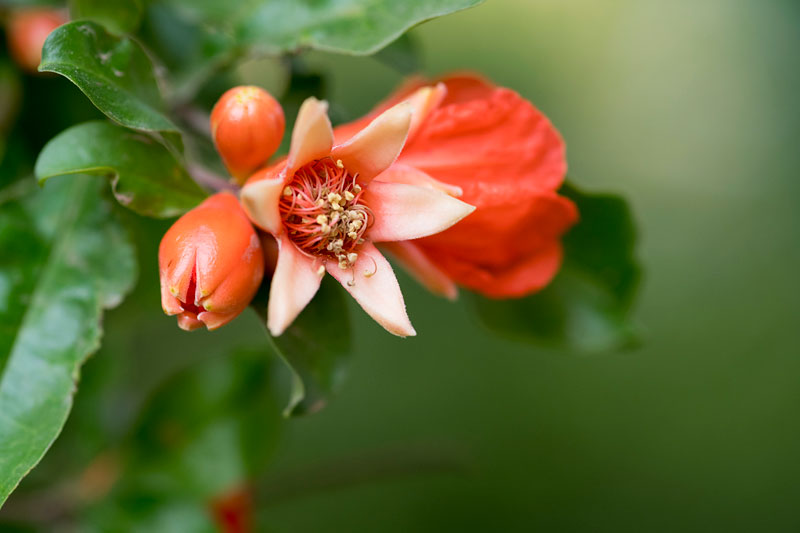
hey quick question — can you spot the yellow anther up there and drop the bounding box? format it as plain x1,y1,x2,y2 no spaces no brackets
344,191,355,202
331,201,342,211
336,159,344,168
348,231,358,240
353,184,362,193
320,223,331,234
316,214,328,225
347,252,358,264
283,186,292,196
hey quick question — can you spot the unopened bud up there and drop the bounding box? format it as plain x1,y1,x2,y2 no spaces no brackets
159,192,264,331
210,85,285,184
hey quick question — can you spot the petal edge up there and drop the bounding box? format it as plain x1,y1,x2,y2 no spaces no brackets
326,243,415,337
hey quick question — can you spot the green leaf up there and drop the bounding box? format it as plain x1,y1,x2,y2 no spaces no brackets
69,0,144,35
254,279,352,417
35,121,206,218
0,176,137,507
164,0,484,55
39,21,177,132
471,182,641,353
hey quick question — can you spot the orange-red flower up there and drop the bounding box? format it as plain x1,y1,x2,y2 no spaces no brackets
6,8,67,74
159,192,264,331
211,85,285,183
240,95,474,337
334,74,578,299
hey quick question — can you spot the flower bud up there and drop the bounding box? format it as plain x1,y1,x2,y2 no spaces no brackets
211,85,285,184
159,192,264,331
6,9,67,74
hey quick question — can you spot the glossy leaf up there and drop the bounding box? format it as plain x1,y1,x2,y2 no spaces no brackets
35,121,206,218
0,176,137,506
39,21,177,132
254,278,352,417
69,0,144,35
164,0,484,55
471,182,641,353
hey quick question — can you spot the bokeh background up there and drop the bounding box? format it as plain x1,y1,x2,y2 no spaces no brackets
5,0,800,531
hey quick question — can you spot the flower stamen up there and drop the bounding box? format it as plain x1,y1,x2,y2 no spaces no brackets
279,157,373,269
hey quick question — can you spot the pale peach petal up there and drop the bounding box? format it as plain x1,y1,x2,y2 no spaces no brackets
363,181,475,243
375,163,463,197
267,234,323,336
287,97,333,174
379,241,458,301
240,174,285,235
404,83,447,143
331,102,412,183
326,242,415,337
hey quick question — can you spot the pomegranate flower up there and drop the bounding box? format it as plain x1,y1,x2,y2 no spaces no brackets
160,192,264,331
240,94,475,337
335,74,578,299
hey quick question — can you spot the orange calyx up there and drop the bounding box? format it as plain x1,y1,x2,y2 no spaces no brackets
278,157,373,269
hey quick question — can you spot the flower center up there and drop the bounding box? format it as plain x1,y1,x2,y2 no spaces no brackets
279,157,373,269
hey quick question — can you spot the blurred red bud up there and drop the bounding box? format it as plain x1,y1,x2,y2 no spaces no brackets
6,9,67,74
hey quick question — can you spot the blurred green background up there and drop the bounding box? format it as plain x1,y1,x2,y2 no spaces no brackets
6,0,800,531
258,1,800,530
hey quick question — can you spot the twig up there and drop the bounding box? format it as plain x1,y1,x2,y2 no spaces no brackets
188,163,238,193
